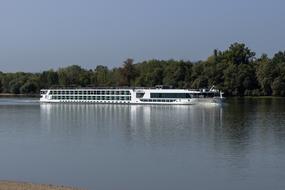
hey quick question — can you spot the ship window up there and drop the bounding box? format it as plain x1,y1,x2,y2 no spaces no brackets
136,92,145,98
150,93,192,99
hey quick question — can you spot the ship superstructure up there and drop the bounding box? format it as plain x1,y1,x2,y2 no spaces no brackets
40,86,223,105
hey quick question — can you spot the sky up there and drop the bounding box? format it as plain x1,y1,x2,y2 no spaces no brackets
0,0,285,72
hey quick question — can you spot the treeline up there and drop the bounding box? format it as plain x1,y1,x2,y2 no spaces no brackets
1,42,285,96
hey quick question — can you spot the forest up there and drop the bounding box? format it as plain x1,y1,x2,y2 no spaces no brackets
1,43,285,96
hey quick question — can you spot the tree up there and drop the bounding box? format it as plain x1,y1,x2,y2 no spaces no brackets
40,70,59,88
272,77,285,96
163,60,189,88
272,51,285,64
20,81,38,94
92,65,110,87
255,54,277,95
58,65,87,86
120,58,136,86
220,42,256,65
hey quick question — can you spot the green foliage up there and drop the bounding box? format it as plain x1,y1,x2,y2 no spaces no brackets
1,43,285,96
58,65,90,86
20,80,38,94
120,59,137,86
220,42,256,65
40,70,59,88
92,65,111,87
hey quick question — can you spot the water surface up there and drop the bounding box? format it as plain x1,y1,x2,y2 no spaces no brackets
0,98,285,190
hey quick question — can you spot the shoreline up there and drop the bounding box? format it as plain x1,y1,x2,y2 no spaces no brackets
0,93,39,97
0,181,83,190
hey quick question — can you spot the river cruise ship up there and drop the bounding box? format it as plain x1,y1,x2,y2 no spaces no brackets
40,86,223,105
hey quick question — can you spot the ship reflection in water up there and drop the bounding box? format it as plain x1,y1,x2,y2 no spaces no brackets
40,103,223,145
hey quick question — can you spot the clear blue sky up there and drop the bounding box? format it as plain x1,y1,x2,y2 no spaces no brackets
0,0,284,72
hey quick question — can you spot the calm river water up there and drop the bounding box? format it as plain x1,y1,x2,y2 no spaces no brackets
0,98,285,190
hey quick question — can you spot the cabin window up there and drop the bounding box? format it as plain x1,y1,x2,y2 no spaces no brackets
150,93,191,99
136,92,145,98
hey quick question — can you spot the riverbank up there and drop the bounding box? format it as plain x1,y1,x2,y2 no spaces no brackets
0,93,39,97
0,181,83,190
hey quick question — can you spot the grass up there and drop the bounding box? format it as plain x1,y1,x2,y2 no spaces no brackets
0,181,84,190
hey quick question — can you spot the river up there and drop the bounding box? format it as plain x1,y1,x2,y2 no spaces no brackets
0,98,285,190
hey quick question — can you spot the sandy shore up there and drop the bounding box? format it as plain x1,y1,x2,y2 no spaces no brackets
0,181,84,190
